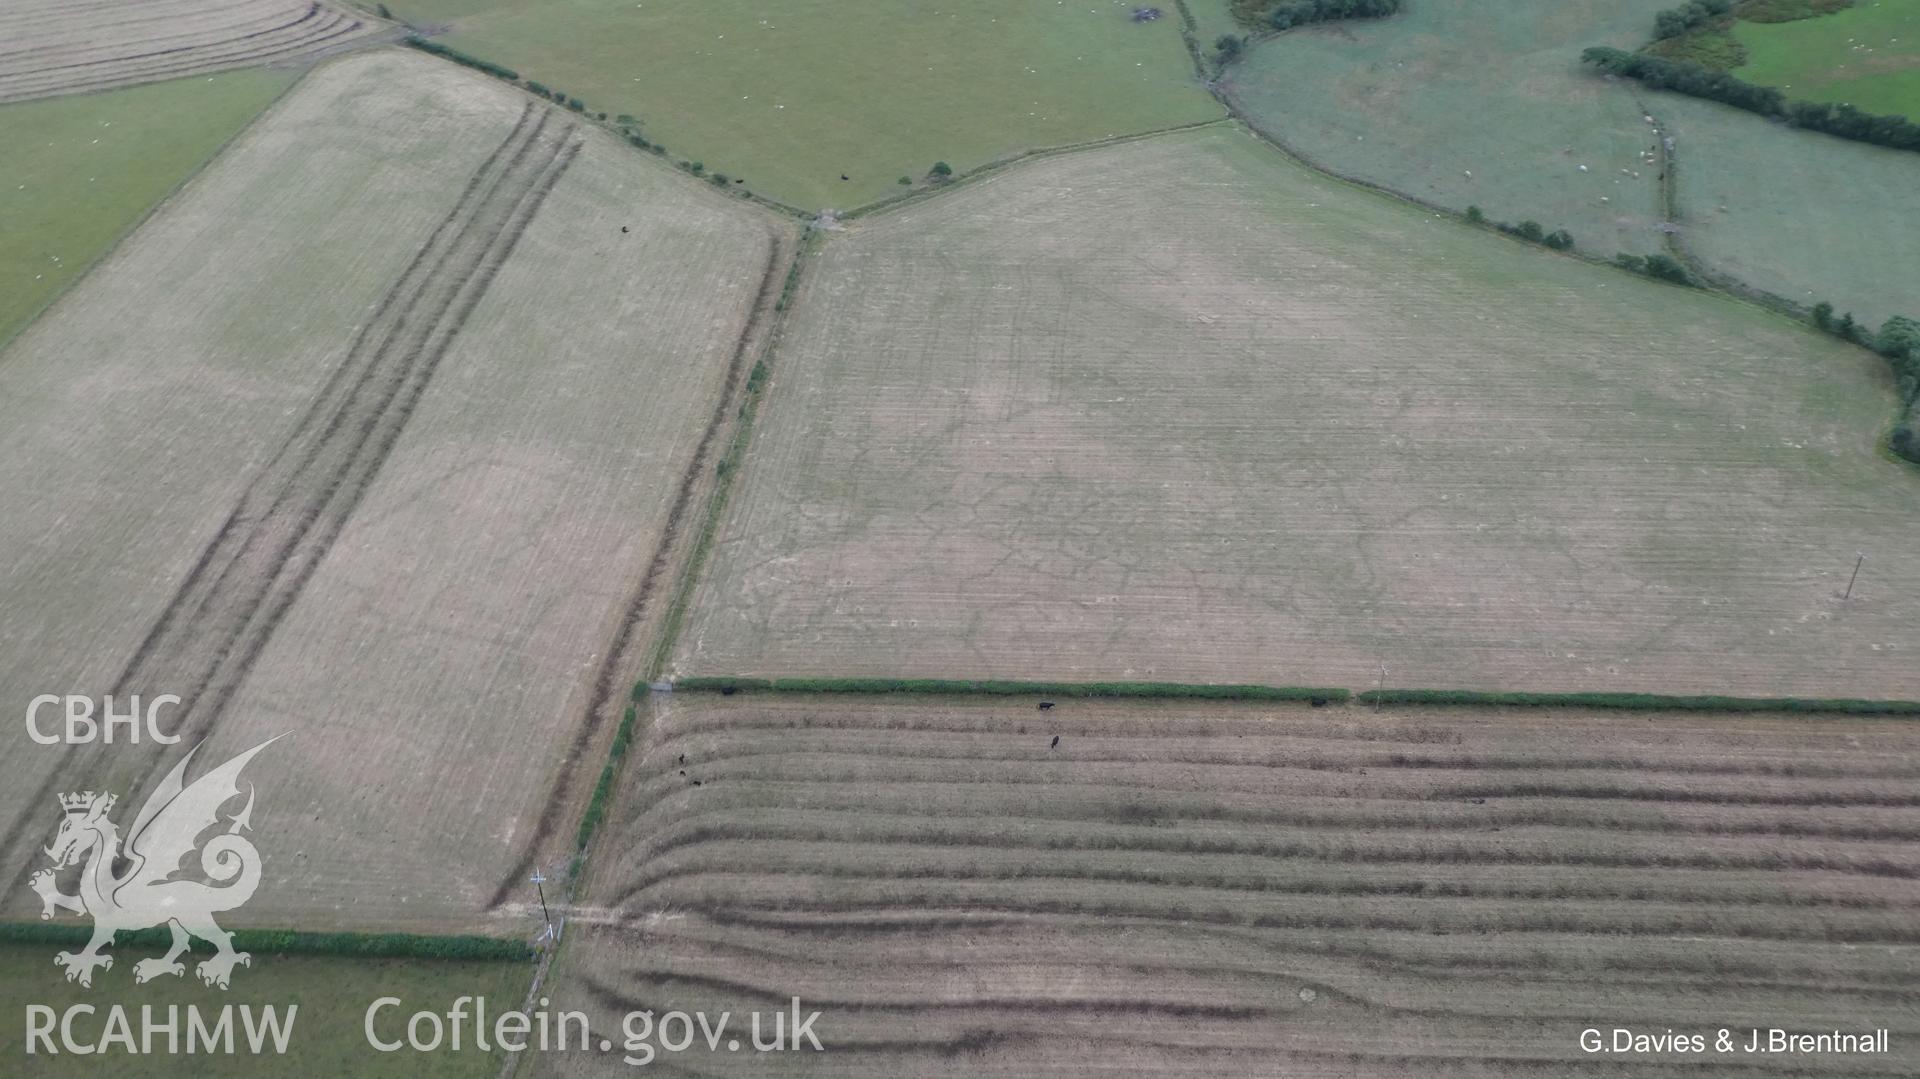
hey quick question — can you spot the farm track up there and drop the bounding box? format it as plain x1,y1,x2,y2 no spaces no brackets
1,104,580,869
542,696,1920,1076
0,0,376,103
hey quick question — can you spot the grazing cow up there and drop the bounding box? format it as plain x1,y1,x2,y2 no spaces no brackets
1050,735,1060,750
1038,701,1055,712
1309,696,1329,708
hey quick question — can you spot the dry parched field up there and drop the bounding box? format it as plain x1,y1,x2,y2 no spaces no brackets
0,0,379,103
545,692,1920,1076
0,50,792,930
676,125,1920,697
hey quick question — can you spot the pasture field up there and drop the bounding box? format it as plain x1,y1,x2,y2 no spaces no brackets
539,692,1920,1076
1734,0,1920,117
1659,93,1920,328
0,50,794,931
0,68,295,349
1225,0,1674,256
1224,0,1920,326
398,0,1223,209
0,0,378,103
673,125,1920,696
0,944,529,1076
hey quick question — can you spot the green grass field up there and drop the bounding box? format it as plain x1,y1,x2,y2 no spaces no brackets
1226,0,1675,257
1735,0,1920,117
1222,0,1920,328
0,944,529,1076
0,69,295,349
1658,91,1920,328
398,0,1222,209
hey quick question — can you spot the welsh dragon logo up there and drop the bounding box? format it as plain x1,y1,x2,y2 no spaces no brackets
27,738,279,989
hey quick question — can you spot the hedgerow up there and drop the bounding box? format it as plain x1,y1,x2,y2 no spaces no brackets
575,704,640,850
1582,47,1920,154
404,36,519,82
1233,0,1401,32
1356,689,1920,714
0,922,530,960
673,677,1350,702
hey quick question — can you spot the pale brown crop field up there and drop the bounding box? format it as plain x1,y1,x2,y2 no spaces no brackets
675,125,1920,698
541,691,1920,1076
0,51,795,931
0,0,380,103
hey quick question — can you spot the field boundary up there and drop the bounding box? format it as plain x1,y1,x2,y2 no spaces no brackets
641,231,818,683
0,921,531,960
490,223,799,909
674,678,1349,702
669,677,1920,715
1357,688,1920,714
835,116,1234,222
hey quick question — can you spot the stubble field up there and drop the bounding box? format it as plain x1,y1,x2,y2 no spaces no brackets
0,50,794,931
541,691,1920,1076
673,125,1920,696
0,0,379,103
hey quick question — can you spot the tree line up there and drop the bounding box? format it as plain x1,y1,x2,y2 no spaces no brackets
1581,47,1920,154
1232,0,1401,32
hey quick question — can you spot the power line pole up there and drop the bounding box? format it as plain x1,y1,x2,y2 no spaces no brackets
1843,553,1865,600
531,869,555,943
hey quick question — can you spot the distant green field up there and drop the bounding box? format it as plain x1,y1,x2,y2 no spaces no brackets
1223,0,1920,326
400,0,1223,209
0,944,528,1076
1660,92,1920,327
1226,0,1675,257
1735,0,1920,117
0,69,295,350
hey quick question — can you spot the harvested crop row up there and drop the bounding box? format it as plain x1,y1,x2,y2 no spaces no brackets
0,0,378,103
537,694,1920,1076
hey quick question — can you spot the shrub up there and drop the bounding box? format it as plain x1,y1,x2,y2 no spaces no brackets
1213,34,1245,66
1652,0,1732,40
929,161,954,181
1465,205,1484,224
1812,301,1834,331
897,176,913,186
1544,229,1575,251
1893,423,1920,463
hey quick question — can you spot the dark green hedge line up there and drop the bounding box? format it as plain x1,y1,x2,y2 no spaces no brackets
674,677,1350,702
1234,0,1401,32
404,36,520,82
1582,47,1920,154
0,922,530,961
575,704,641,851
1356,689,1920,714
